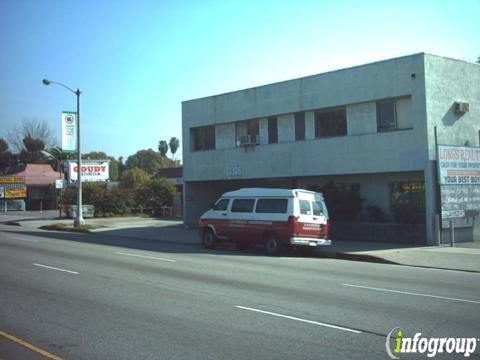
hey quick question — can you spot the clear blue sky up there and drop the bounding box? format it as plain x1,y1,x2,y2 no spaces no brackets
0,0,479,161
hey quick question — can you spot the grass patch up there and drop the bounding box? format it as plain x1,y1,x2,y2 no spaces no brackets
39,223,103,233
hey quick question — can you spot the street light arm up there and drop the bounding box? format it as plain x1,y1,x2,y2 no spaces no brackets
42,79,80,95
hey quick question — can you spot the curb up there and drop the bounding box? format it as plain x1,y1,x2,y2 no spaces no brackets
7,221,480,273
328,251,480,273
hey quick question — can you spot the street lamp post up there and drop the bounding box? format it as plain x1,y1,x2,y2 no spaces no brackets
42,79,85,226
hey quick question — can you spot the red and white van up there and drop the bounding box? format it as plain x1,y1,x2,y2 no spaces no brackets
198,188,331,255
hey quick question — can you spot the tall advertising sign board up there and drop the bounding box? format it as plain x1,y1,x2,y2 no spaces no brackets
68,160,110,183
438,145,480,228
62,111,76,153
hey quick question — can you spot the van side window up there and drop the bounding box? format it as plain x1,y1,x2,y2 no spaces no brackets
299,200,311,215
312,201,324,216
256,199,288,213
231,199,256,213
213,199,229,211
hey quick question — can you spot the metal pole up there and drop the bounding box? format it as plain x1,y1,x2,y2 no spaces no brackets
74,89,85,226
434,126,443,244
450,220,455,247
435,214,441,246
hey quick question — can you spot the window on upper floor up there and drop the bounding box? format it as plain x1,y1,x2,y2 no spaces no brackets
268,117,278,144
191,126,215,151
295,112,305,141
376,100,397,132
315,107,347,138
236,119,259,146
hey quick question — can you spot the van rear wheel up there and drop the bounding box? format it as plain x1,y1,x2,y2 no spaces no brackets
264,235,281,256
203,229,218,249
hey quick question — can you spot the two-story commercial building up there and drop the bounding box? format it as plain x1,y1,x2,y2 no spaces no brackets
182,53,480,244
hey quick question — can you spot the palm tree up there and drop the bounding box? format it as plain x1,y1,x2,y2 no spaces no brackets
158,140,169,157
169,137,180,160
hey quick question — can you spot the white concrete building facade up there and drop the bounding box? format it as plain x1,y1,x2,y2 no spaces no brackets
182,53,480,244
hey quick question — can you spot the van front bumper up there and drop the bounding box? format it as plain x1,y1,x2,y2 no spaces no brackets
290,237,332,246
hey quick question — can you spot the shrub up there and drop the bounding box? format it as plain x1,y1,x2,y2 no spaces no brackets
60,176,174,217
393,202,421,224
318,182,363,222
135,177,175,215
119,167,150,189
99,188,134,216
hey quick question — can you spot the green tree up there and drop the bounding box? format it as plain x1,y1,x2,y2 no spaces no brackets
8,119,57,152
119,167,150,189
125,149,177,174
0,138,8,153
118,156,126,177
0,138,16,173
83,151,120,181
19,136,46,164
135,177,175,215
169,137,180,160
158,140,169,157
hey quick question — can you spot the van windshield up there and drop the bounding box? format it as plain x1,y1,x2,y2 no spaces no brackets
213,199,229,211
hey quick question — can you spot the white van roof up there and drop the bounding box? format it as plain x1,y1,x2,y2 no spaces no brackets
221,188,319,198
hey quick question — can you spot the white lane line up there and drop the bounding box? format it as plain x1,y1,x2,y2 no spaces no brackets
115,252,176,262
33,263,79,275
343,283,480,305
235,306,362,334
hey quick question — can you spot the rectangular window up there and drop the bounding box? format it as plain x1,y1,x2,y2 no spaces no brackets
192,126,215,151
255,199,288,213
311,201,325,216
246,120,259,135
236,119,259,146
299,200,311,215
213,199,229,211
315,108,347,138
294,112,305,141
268,117,278,144
231,199,256,213
377,100,397,131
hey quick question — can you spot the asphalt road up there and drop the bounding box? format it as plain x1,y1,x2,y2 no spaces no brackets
1,224,479,359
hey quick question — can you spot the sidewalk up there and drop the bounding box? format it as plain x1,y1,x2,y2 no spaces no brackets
3,215,480,273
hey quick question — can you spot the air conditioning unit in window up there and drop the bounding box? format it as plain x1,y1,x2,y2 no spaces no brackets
239,135,259,146
455,102,469,114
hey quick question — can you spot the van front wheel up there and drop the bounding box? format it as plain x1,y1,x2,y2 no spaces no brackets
264,235,281,256
203,229,218,249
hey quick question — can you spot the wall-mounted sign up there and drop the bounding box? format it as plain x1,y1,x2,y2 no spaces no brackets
68,160,110,182
5,187,27,199
438,145,480,185
0,177,27,199
62,111,76,153
55,179,66,189
0,176,25,184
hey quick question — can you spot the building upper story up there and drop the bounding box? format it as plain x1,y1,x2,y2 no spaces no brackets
182,53,480,182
